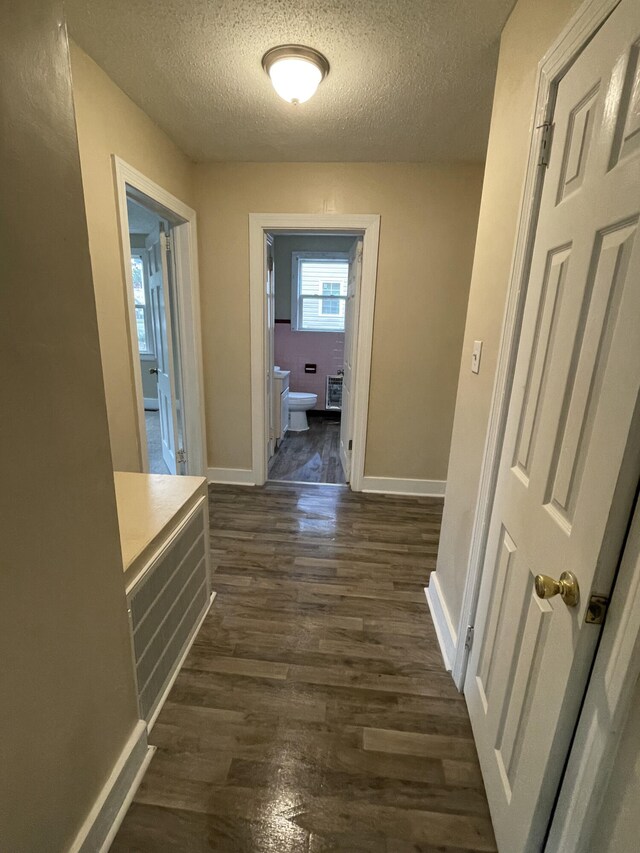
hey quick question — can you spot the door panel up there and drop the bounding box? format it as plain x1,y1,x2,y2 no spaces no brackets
339,238,362,481
465,3,640,851
146,226,180,475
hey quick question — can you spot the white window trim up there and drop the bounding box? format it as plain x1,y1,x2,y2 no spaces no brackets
130,249,155,358
290,251,350,332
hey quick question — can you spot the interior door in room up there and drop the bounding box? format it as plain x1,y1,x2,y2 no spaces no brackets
339,238,363,481
464,2,640,851
146,225,180,475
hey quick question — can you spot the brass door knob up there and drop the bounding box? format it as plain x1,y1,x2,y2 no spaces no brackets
534,571,579,607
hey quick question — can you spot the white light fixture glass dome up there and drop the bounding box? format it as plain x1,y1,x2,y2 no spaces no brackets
262,45,329,105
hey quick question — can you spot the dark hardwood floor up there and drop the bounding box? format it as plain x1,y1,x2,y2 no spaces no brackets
112,482,496,852
268,413,346,484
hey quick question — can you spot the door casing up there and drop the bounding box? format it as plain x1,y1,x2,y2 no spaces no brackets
114,156,207,477
248,213,381,490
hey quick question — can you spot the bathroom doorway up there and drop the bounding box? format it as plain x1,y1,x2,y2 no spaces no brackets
249,214,380,489
267,233,358,484
115,158,207,477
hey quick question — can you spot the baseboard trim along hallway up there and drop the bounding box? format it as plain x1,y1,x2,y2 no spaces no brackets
207,467,256,486
361,476,446,497
425,571,458,673
68,721,154,853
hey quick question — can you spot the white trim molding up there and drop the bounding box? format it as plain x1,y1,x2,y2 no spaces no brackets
207,467,256,486
425,574,457,672
68,721,153,853
112,156,208,477
249,213,381,491
451,0,622,691
361,477,446,497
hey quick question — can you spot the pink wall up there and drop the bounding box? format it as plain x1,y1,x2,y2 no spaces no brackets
274,322,344,409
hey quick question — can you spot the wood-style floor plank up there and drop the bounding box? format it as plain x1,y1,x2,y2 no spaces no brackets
268,414,346,484
112,481,496,852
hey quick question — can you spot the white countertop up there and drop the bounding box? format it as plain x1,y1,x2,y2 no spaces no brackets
114,472,207,575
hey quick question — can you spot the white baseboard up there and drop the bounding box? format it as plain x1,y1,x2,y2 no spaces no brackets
425,572,458,674
361,476,446,497
207,467,256,486
143,397,159,411
69,720,154,853
147,591,216,731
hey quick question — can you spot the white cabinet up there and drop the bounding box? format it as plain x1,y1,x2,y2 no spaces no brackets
115,472,214,726
273,369,290,445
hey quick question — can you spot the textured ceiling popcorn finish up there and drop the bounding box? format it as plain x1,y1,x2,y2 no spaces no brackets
66,0,516,163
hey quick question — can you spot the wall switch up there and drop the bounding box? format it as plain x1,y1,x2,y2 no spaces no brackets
471,340,483,374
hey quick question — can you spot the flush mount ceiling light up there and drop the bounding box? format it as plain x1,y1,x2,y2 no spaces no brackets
262,45,329,105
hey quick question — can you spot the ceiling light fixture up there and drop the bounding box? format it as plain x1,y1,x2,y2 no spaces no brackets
262,45,329,105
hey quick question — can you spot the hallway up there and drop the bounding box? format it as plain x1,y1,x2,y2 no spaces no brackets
112,482,496,852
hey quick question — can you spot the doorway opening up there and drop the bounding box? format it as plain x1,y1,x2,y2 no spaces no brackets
127,195,184,474
249,214,380,490
114,157,207,478
266,233,361,485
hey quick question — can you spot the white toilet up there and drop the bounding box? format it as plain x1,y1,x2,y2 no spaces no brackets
288,391,317,431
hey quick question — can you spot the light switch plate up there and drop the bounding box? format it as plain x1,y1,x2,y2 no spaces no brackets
471,340,483,374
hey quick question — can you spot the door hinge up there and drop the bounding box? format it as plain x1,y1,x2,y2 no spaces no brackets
176,448,186,464
538,121,554,167
585,594,609,625
267,254,274,273
464,625,474,651
348,439,353,451
165,232,173,253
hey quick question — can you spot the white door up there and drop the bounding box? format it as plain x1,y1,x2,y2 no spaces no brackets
465,3,640,851
340,238,363,481
146,226,180,475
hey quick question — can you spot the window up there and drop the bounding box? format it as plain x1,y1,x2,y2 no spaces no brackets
292,253,349,332
131,252,154,355
321,282,342,315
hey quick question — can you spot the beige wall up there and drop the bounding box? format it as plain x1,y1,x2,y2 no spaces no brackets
0,6,139,851
194,163,483,477
70,43,195,471
435,0,584,625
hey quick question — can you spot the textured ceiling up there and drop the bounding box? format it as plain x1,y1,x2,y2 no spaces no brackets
66,0,515,163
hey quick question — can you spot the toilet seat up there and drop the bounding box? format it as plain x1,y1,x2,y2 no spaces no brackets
289,391,317,409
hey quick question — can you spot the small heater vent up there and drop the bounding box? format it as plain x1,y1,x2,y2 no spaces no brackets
326,374,343,410
128,503,209,722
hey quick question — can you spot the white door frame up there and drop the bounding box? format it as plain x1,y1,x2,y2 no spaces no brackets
249,213,381,489
113,156,207,476
452,0,622,690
